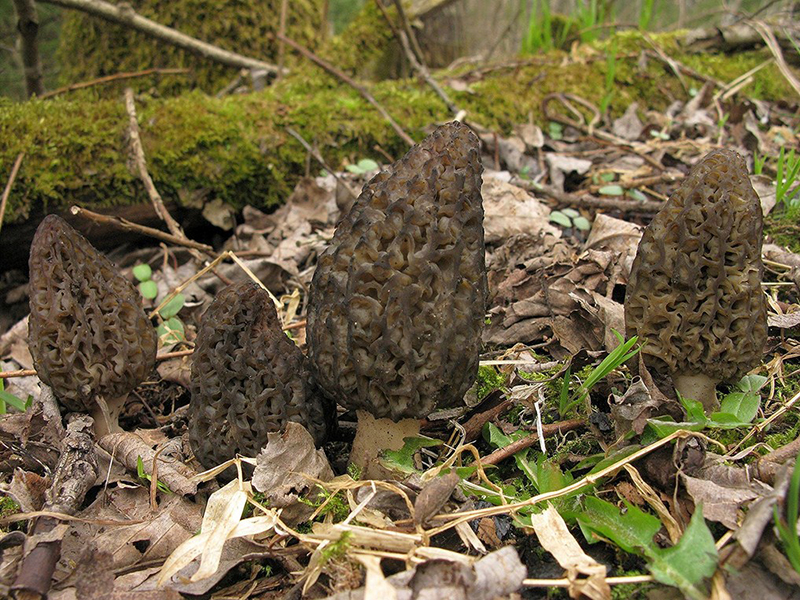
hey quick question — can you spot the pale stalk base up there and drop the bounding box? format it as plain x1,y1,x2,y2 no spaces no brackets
350,410,421,480
674,374,719,414
90,394,126,438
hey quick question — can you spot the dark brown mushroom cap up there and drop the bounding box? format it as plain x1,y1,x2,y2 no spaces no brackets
189,281,331,471
28,215,157,412
624,149,767,383
307,121,487,421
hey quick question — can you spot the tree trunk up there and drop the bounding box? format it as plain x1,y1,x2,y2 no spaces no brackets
11,0,45,97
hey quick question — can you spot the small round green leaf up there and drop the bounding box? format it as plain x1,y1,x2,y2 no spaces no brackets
157,317,185,344
598,185,624,196
549,211,572,228
159,293,185,319
573,216,591,231
138,280,158,299
561,208,580,218
133,263,152,282
357,158,379,171
627,189,648,202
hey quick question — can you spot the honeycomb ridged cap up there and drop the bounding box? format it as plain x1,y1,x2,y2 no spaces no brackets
307,121,487,421
189,281,331,473
624,149,767,383
28,215,157,412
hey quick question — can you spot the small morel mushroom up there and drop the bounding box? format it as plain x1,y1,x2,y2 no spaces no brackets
307,121,487,477
189,281,331,476
28,215,157,436
624,149,768,413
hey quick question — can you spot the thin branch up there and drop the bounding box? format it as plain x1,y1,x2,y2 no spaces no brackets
0,152,24,234
376,0,460,116
38,0,284,74
480,419,585,466
286,127,357,201
69,205,213,253
276,0,288,81
749,19,800,98
274,31,415,147
39,67,189,100
124,88,186,239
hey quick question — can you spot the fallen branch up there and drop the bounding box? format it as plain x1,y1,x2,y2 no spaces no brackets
11,414,98,600
0,153,24,234
274,31,415,147
480,418,585,466
38,0,283,74
39,67,189,99
69,205,213,253
511,177,665,213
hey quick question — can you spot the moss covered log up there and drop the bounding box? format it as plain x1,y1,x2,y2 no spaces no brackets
0,31,794,226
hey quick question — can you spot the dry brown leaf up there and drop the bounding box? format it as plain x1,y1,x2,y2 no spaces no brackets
527,504,610,600
251,422,334,525
482,177,560,243
413,471,460,527
682,474,759,530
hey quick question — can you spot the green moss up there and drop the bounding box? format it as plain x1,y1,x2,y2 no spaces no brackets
0,495,21,532
57,0,326,96
2,32,796,225
475,365,506,400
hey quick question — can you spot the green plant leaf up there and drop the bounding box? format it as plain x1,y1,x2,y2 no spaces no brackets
549,211,572,228
577,496,661,554
380,437,443,474
138,280,158,300
627,189,648,202
0,379,31,413
737,374,768,394
716,390,759,424
357,158,379,171
133,263,153,282
572,216,591,231
647,508,718,600
159,293,185,319
345,163,364,174
600,172,616,182
561,208,580,218
157,317,185,344
598,184,624,196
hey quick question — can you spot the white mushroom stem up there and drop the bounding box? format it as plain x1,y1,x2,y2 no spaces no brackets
674,374,719,414
350,410,421,480
90,394,126,438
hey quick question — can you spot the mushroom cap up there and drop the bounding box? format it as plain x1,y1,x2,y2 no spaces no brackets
307,121,487,421
189,281,331,471
624,149,767,383
28,215,157,412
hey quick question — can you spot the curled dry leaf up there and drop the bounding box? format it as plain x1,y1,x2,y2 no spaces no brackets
528,505,610,600
251,422,334,525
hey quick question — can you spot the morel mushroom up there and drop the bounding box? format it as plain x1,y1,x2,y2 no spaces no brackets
624,149,768,413
189,281,331,476
28,215,157,436
307,121,487,477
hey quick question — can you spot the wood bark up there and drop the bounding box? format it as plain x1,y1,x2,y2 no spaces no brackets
11,0,45,97
38,0,284,74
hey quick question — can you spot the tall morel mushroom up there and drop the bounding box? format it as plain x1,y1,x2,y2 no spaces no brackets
624,149,768,412
28,215,157,435
307,121,487,477
189,281,331,475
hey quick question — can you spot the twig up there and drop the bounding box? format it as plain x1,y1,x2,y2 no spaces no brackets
124,88,185,240
274,31,415,147
511,177,664,213
377,0,460,115
69,205,213,253
0,152,24,234
587,171,684,193
39,67,189,99
643,48,724,88
276,0,288,81
11,415,98,599
480,419,585,466
524,575,654,587
38,0,284,74
286,127,358,201
749,19,800,98
0,369,37,379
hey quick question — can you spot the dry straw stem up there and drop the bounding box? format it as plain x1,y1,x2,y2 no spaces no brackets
0,153,24,234
524,575,654,587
